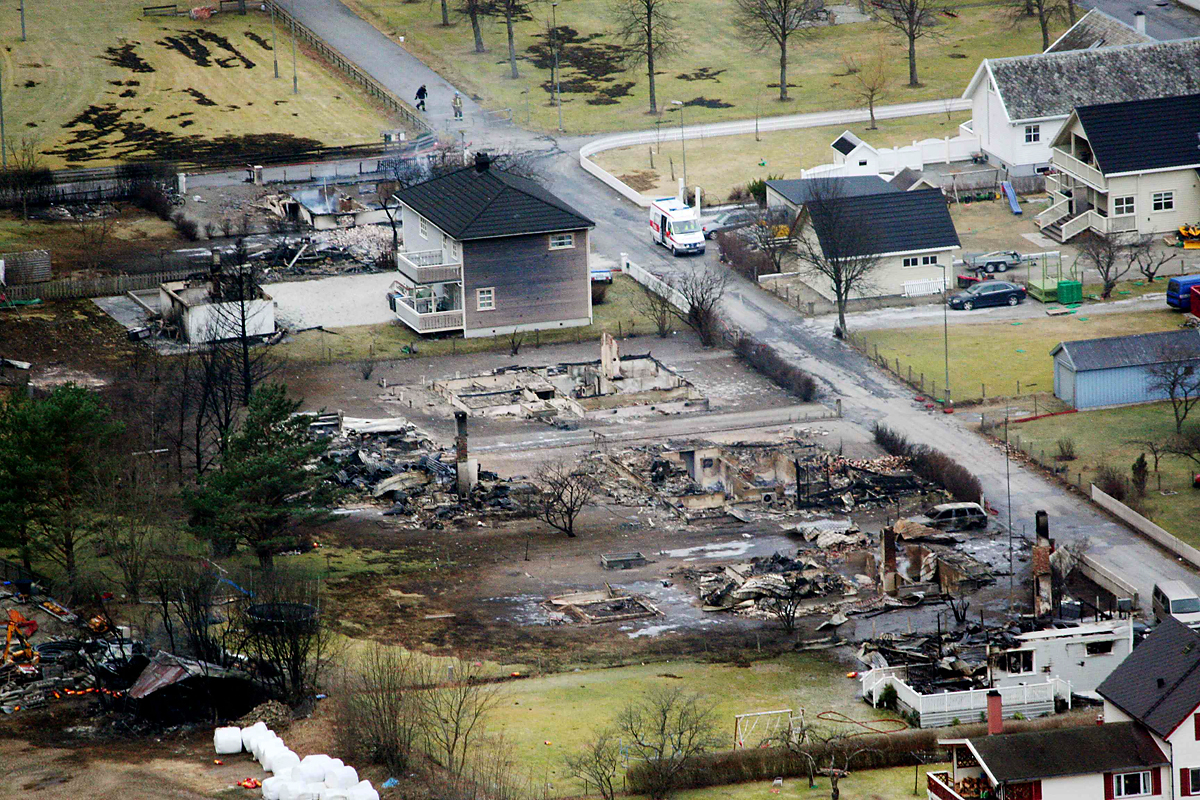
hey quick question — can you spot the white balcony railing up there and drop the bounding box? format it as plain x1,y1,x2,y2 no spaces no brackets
1036,198,1069,228
1051,149,1106,189
396,249,463,284
393,295,464,333
927,771,968,800
1061,210,1102,240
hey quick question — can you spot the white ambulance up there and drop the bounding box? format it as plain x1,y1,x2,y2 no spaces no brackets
649,197,706,256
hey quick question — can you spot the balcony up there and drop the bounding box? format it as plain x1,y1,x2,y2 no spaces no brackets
393,293,464,333
396,249,462,284
927,771,967,800
1050,149,1106,190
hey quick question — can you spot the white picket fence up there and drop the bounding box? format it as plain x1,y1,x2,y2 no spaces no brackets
902,276,947,298
861,666,1070,728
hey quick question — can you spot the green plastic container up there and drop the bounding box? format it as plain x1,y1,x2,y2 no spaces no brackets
1057,280,1083,305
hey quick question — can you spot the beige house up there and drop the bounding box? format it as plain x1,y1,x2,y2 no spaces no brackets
1038,93,1200,242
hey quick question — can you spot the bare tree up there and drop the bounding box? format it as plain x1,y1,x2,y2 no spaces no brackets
732,0,820,102
1129,236,1177,284
0,136,53,219
564,728,622,800
418,657,503,775
493,0,531,78
844,48,892,129
1166,427,1200,469
875,0,945,87
739,210,800,276
1147,345,1200,433
1075,230,1136,299
533,458,599,537
334,644,427,771
611,0,683,113
669,268,728,346
1005,0,1071,51
74,214,117,270
616,686,721,800
457,0,488,53
761,577,809,633
633,278,676,337
793,178,883,335
1125,437,1168,472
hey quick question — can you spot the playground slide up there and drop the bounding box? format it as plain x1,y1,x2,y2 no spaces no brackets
1002,181,1022,215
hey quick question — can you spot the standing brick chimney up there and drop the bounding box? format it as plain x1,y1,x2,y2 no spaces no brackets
987,690,1003,735
454,410,469,463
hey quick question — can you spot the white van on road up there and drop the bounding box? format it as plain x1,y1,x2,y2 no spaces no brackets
649,197,706,257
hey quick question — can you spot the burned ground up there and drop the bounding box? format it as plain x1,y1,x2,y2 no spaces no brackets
98,42,155,74
156,29,257,70
525,26,628,104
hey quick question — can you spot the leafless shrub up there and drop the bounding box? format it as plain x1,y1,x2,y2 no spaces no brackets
333,645,426,771
417,657,504,775
532,459,599,538
619,687,722,799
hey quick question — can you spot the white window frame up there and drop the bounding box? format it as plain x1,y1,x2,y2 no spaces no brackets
1114,770,1151,798
1153,191,1175,212
902,256,920,268
1024,124,1040,144
451,240,460,260
922,255,939,265
476,287,495,312
549,232,575,251
419,217,429,239
1005,649,1035,675
1113,196,1136,217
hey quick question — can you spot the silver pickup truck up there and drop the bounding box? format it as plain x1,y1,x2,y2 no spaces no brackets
962,250,1025,273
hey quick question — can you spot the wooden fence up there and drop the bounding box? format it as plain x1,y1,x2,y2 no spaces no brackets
266,1,429,136
2,268,197,303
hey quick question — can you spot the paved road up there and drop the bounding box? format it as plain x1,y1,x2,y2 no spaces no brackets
217,0,1200,606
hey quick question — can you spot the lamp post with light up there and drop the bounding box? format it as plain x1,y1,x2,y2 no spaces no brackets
671,99,686,194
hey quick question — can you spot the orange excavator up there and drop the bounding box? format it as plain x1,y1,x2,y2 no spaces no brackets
2,609,40,668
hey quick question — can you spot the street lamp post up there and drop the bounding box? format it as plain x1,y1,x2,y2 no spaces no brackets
20,0,26,42
551,2,562,132
671,100,686,194
290,0,299,94
270,2,280,79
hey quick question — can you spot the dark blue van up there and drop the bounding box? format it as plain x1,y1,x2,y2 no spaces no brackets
1167,275,1200,311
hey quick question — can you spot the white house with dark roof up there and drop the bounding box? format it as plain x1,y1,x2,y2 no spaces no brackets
389,153,595,338
958,32,1200,178
1037,92,1200,241
1051,329,1200,408
765,177,960,300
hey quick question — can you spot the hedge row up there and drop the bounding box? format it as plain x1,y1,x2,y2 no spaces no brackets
873,423,982,503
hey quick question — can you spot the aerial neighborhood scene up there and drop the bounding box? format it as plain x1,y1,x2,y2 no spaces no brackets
15,0,1200,796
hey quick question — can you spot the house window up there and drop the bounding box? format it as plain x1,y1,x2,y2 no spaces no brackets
1085,640,1115,656
419,217,429,239
922,255,939,265
549,232,575,250
1188,767,1200,794
1153,192,1175,212
1024,125,1041,144
902,257,920,268
476,287,495,312
1114,771,1151,798
858,160,868,167
1113,196,1136,216
1005,650,1034,675
451,241,460,260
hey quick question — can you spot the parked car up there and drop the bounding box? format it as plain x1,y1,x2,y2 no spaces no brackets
1166,274,1200,311
963,250,1025,273
948,280,1027,310
910,502,988,531
590,267,613,284
701,208,757,239
1152,580,1200,627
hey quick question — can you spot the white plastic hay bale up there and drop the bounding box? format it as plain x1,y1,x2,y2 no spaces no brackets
242,721,269,751
326,758,344,771
325,766,358,790
214,726,243,755
349,780,378,800
262,776,285,800
261,744,292,772
323,791,349,800
294,762,326,784
273,768,294,783
256,735,284,763
272,753,302,777
304,783,326,800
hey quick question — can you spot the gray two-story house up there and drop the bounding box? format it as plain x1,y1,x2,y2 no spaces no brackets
391,153,595,338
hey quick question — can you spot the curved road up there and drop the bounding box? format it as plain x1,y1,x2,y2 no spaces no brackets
280,0,1199,607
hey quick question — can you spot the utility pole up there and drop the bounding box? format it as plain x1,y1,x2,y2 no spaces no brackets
290,0,299,94
943,261,951,408
20,0,26,42
551,2,562,132
0,63,6,169
1005,406,1013,615
671,100,686,192
270,2,280,79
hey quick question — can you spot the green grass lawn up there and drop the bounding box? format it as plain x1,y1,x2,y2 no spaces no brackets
1013,403,1200,544
856,309,1184,403
491,653,893,794
344,0,1052,133
276,274,660,362
0,0,394,166
593,113,969,203
665,763,944,800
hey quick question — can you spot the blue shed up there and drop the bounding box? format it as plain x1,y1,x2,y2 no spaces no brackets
1051,330,1200,409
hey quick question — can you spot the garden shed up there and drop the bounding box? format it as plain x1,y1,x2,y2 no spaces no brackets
1051,329,1200,408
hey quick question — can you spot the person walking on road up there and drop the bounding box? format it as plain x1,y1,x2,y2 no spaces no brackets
452,91,463,120
415,84,428,111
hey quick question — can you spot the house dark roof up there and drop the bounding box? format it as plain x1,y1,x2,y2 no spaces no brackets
832,135,858,155
1045,8,1153,54
1075,93,1200,174
766,176,898,206
889,168,925,192
806,189,959,258
1051,329,1200,372
984,38,1200,121
1098,617,1200,738
394,159,594,241
968,722,1168,783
